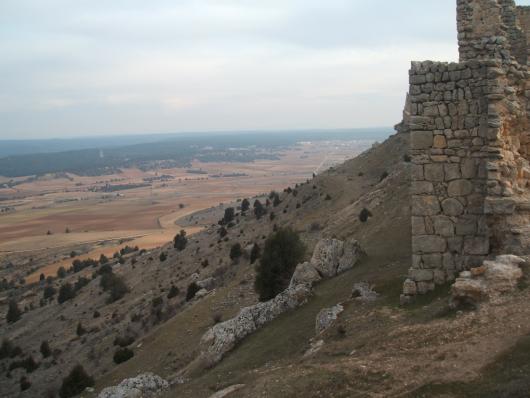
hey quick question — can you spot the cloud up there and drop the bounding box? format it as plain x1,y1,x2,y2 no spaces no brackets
4,0,517,138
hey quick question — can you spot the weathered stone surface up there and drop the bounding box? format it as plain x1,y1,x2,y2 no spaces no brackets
451,254,526,307
411,131,434,149
412,196,441,216
413,235,447,253
289,262,321,288
98,373,169,398
441,198,464,216
351,282,379,302
310,238,365,277
197,277,216,291
315,304,344,334
208,385,246,398
447,179,474,197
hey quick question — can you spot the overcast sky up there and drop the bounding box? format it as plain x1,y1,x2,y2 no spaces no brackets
1,1,526,139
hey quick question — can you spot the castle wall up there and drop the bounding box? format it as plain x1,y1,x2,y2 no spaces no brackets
403,0,530,302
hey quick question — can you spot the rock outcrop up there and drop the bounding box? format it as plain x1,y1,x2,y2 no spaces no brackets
450,254,526,307
97,373,169,398
198,238,364,367
315,304,344,335
351,282,379,302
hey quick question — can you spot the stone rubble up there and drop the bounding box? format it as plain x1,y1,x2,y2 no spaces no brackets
315,304,344,335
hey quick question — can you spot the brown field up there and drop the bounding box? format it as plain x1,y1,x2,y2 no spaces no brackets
0,141,371,282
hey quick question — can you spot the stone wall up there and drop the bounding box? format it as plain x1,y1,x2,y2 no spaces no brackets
402,0,530,302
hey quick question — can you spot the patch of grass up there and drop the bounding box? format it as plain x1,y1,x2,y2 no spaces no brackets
408,334,530,398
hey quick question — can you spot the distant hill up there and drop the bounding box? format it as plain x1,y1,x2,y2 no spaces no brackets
0,128,391,177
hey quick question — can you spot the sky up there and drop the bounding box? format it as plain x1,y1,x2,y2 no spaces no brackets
0,1,525,139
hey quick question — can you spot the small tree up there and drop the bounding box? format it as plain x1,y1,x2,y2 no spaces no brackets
173,230,188,251
40,341,51,358
76,322,86,337
57,283,75,304
218,226,228,238
359,208,372,223
254,228,305,301
250,243,261,264
221,207,235,225
167,285,180,299
253,199,266,220
20,376,31,392
6,300,22,323
229,243,242,262
43,285,56,300
99,254,109,264
241,198,250,212
39,273,45,282
113,347,134,364
59,365,94,398
57,266,67,279
159,252,167,262
186,282,200,301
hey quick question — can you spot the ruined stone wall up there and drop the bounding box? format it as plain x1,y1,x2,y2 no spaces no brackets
402,0,530,302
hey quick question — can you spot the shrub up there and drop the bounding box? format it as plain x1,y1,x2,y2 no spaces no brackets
254,228,305,301
57,283,75,304
152,296,163,308
271,191,281,207
43,285,56,300
59,365,94,398
39,273,45,282
403,153,412,162
20,376,31,391
359,208,372,223
74,277,89,292
76,322,86,336
253,199,266,219
250,243,261,264
269,212,275,221
221,207,235,225
113,347,134,364
167,285,180,299
57,266,67,279
241,198,250,212
99,254,109,264
6,300,22,323
40,341,51,358
93,310,100,318
186,282,201,301
229,243,242,261
100,272,128,303
325,194,332,200
218,226,228,238
159,252,167,262
0,339,14,359
173,230,188,251
98,264,113,275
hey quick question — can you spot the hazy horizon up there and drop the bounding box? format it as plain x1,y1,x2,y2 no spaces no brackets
2,0,529,139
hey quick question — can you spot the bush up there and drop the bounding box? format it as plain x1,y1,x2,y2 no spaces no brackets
6,300,22,323
59,365,94,398
20,376,31,391
186,282,201,301
9,355,39,373
241,198,250,212
403,153,412,162
325,194,332,201
0,339,14,359
113,347,134,364
57,266,67,279
253,199,266,219
57,283,75,304
100,272,128,303
76,322,86,336
159,252,167,262
254,228,305,301
173,230,188,251
167,285,180,299
218,226,228,238
40,341,51,358
39,273,45,281
43,285,56,300
152,296,163,308
74,277,89,292
99,254,109,264
250,243,261,264
229,243,242,261
359,208,372,223
221,207,235,225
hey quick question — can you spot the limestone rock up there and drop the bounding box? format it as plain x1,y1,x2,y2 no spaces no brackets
208,385,246,398
98,373,169,398
310,238,365,277
450,254,525,307
199,284,312,367
197,277,216,291
351,282,379,302
315,304,344,334
289,262,321,288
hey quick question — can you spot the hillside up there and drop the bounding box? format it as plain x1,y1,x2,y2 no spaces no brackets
1,131,529,398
